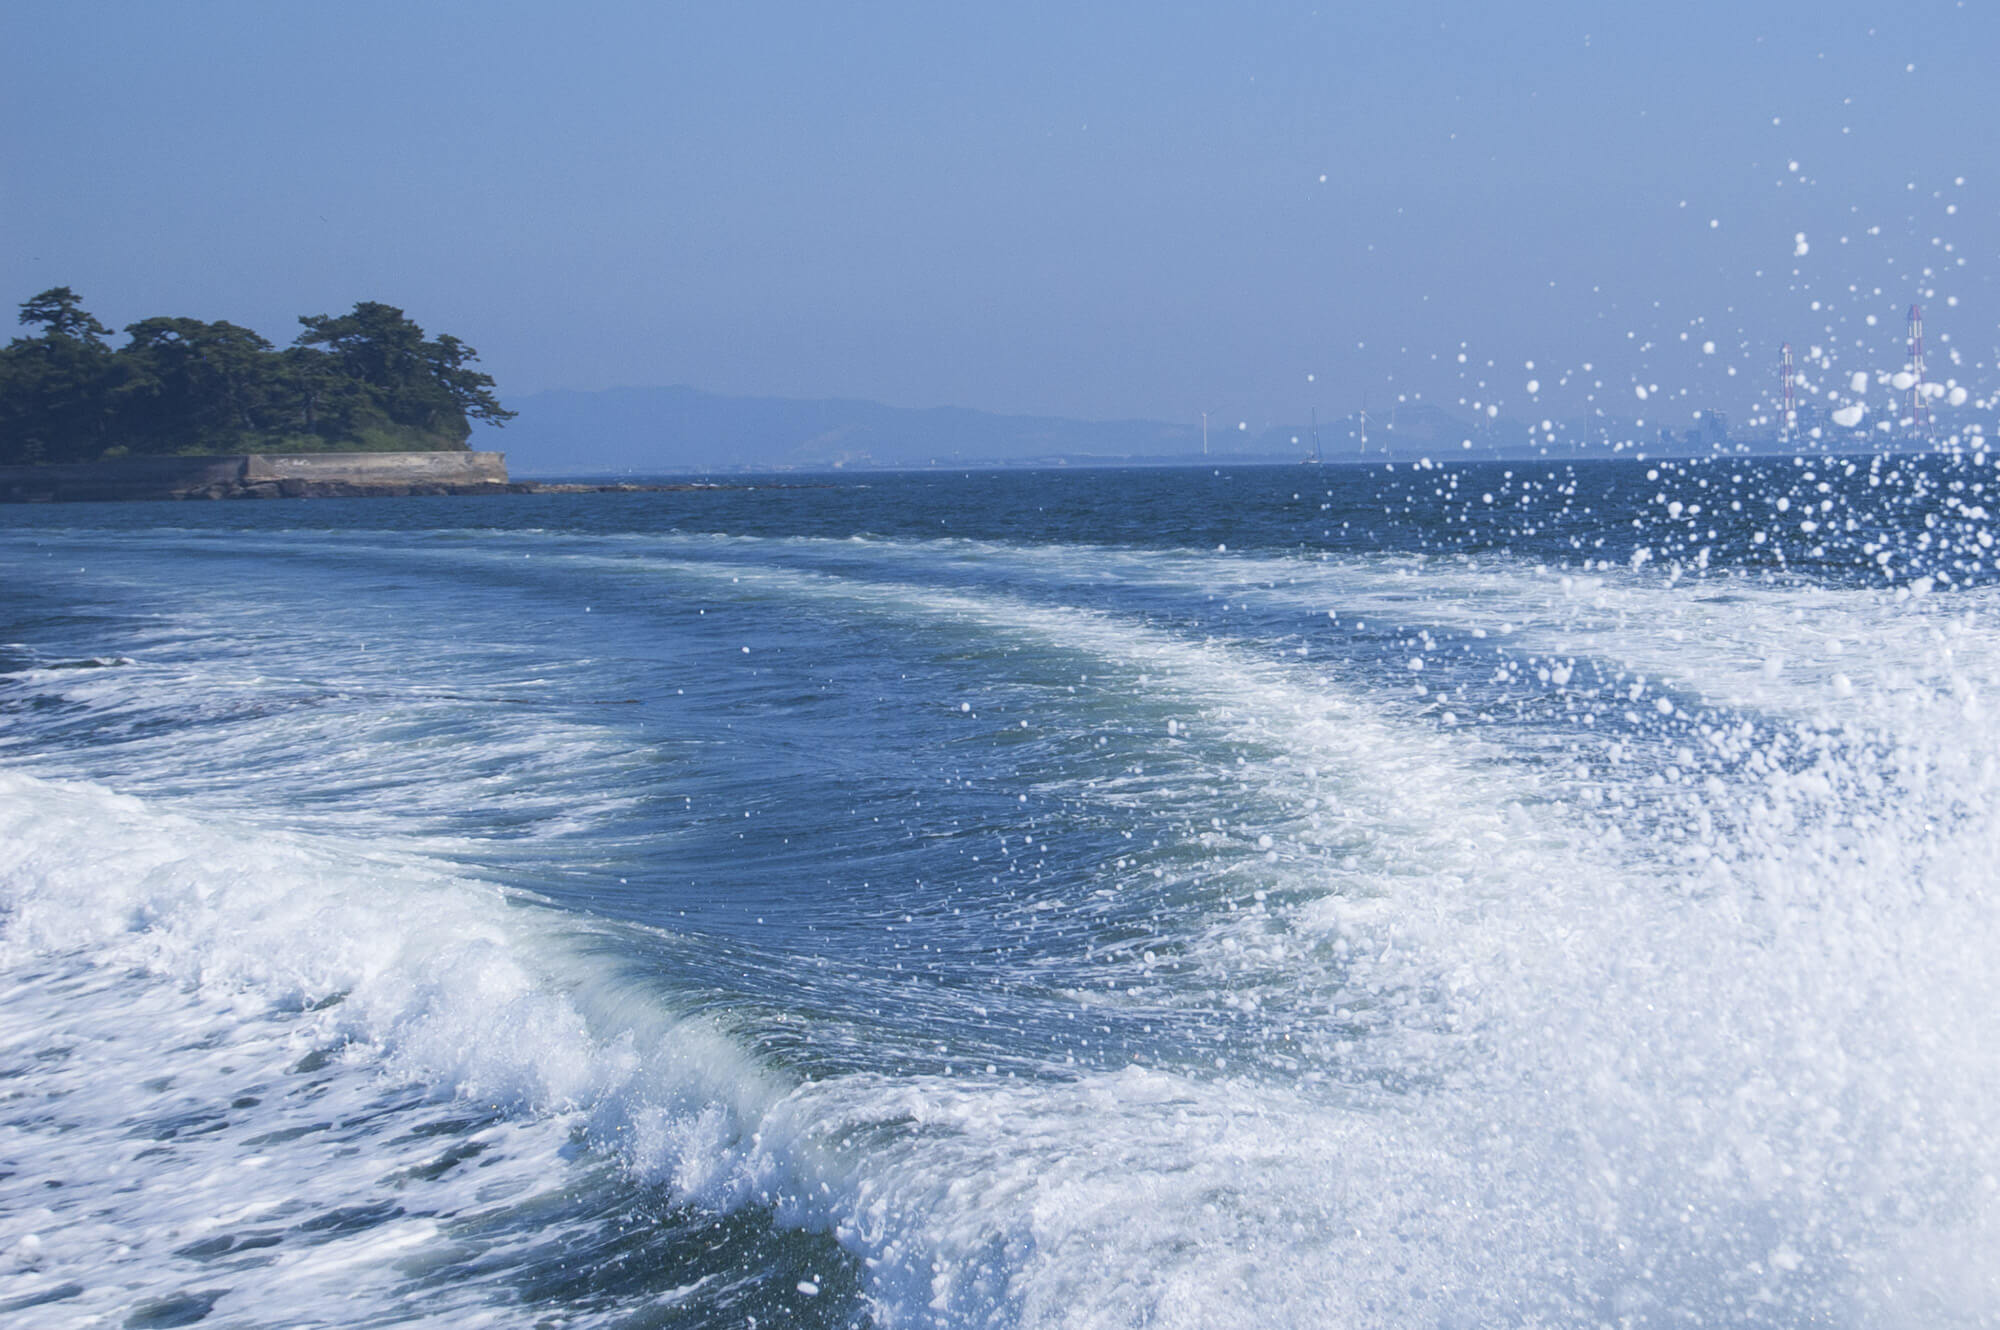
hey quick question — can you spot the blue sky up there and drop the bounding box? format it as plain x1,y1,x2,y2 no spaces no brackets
4,1,1993,433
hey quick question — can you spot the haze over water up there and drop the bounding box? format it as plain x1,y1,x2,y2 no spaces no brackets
5,459,2000,1326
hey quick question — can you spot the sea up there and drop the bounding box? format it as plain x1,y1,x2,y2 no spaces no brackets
3,455,1999,1328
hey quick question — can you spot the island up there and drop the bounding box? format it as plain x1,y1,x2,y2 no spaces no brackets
0,288,584,501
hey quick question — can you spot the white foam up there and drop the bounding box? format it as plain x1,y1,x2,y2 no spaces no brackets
0,771,793,1323
442,547,2000,1322
573,540,2000,1324
10,531,2000,1326
678,527,2000,735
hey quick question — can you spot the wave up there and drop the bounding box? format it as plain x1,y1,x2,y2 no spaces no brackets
7,522,2000,1325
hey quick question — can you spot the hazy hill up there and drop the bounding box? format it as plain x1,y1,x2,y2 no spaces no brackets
473,383,1949,476
478,385,1222,475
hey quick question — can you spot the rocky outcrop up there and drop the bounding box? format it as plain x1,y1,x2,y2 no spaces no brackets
0,452,510,502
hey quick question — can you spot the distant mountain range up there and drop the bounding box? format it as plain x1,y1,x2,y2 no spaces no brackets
475,386,1218,475
475,385,1573,476
472,383,1968,476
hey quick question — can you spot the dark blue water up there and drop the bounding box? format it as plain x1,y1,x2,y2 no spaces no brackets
4,459,1999,1327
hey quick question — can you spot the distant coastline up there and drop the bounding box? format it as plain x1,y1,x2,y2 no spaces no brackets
483,383,1980,477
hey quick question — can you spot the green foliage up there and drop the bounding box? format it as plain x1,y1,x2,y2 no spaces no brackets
0,287,118,463
0,289,514,465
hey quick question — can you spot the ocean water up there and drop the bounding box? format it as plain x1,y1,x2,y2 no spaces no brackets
4,457,2000,1328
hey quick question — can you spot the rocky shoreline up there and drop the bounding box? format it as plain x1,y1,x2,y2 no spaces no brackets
145,479,735,500
0,451,750,503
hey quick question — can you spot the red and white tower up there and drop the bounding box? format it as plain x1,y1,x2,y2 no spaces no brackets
1907,304,1932,436
1780,342,1796,441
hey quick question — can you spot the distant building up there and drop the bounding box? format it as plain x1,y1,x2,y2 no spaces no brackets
1661,410,1731,452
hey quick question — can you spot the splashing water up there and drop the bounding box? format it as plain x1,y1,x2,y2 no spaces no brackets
3,463,1999,1327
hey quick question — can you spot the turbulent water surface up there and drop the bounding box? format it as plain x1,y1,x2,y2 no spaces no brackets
4,458,1999,1328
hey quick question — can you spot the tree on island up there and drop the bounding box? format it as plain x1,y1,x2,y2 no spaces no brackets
0,288,515,465
0,288,117,463
294,301,512,442
116,317,292,456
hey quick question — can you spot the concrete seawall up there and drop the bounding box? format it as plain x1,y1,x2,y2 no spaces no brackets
0,452,509,502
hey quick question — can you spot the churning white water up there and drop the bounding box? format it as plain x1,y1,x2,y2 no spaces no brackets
5,467,1999,1326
